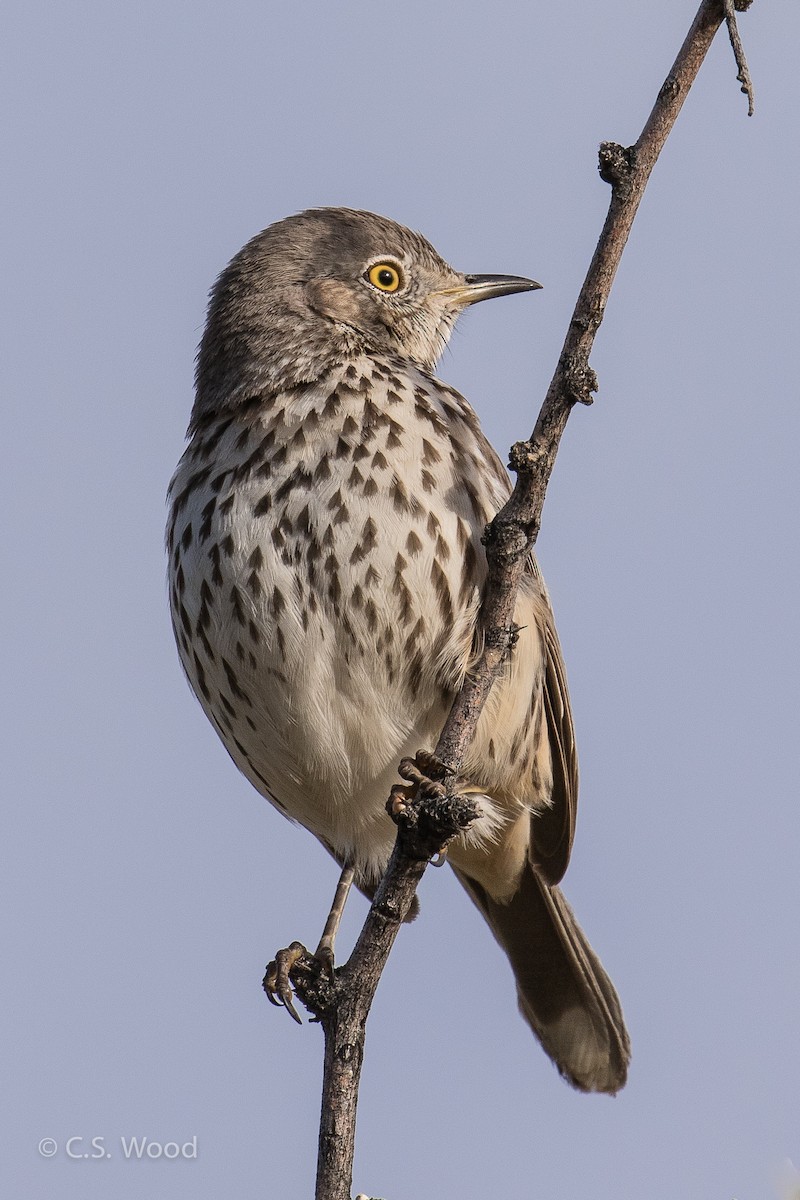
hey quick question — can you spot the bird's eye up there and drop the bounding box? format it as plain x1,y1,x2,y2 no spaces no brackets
367,262,403,293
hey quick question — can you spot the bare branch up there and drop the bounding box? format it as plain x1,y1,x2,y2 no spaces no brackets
301,3,758,1197
724,0,755,114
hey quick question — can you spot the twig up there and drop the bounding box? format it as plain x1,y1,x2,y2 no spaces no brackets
295,3,757,1197
724,0,755,115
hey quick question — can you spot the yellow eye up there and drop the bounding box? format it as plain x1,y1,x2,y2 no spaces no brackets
367,262,402,292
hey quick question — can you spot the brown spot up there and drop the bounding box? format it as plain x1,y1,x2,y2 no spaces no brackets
353,443,370,462
192,652,211,702
180,522,193,550
414,394,445,431
426,511,441,539
272,586,286,617
421,469,436,494
171,467,212,517
364,564,379,588
406,530,422,557
386,389,402,405
323,390,342,418
351,583,364,609
435,533,451,562
364,598,378,632
407,615,426,648
464,480,485,523
363,476,378,499
275,464,312,502
314,455,332,481
361,398,380,431
371,450,388,471
406,649,424,698
253,493,272,517
430,560,454,623
248,618,260,644
349,516,377,564
208,543,223,586
421,438,442,465
393,562,414,624
390,475,409,513
348,464,364,488
222,657,252,705
488,738,496,761
219,494,234,516
197,626,214,659
230,585,246,626
341,414,358,437
328,574,341,606
178,601,192,638
232,443,272,483
460,539,479,602
192,417,233,460
455,518,469,551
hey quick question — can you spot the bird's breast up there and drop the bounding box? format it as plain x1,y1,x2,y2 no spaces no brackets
167,356,507,854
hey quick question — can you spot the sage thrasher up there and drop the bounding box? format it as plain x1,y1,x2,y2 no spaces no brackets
167,208,629,1093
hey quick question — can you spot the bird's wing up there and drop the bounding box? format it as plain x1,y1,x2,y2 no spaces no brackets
531,603,578,885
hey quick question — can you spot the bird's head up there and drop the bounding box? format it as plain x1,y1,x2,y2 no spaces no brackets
193,207,540,423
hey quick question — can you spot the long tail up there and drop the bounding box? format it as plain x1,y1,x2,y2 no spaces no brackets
453,862,630,1094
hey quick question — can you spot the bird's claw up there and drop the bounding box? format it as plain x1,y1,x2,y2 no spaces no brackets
263,941,310,1024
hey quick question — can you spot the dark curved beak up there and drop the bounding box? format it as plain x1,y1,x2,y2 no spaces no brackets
437,273,542,308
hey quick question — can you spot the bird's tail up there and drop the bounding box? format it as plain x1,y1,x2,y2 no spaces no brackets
453,862,630,1093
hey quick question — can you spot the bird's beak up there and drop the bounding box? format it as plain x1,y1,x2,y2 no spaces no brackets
436,273,542,309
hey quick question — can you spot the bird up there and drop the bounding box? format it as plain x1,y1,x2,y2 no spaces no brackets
166,207,630,1094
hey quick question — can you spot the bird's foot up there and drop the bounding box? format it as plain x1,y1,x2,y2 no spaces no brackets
388,750,453,815
387,750,479,862
262,941,334,1023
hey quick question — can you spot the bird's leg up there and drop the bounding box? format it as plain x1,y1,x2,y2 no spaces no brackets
263,864,355,1022
314,864,354,976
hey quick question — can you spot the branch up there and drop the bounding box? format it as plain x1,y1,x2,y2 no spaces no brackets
724,0,755,115
297,3,757,1196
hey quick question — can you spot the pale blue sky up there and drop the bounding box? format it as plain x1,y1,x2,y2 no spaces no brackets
3,2,799,1198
